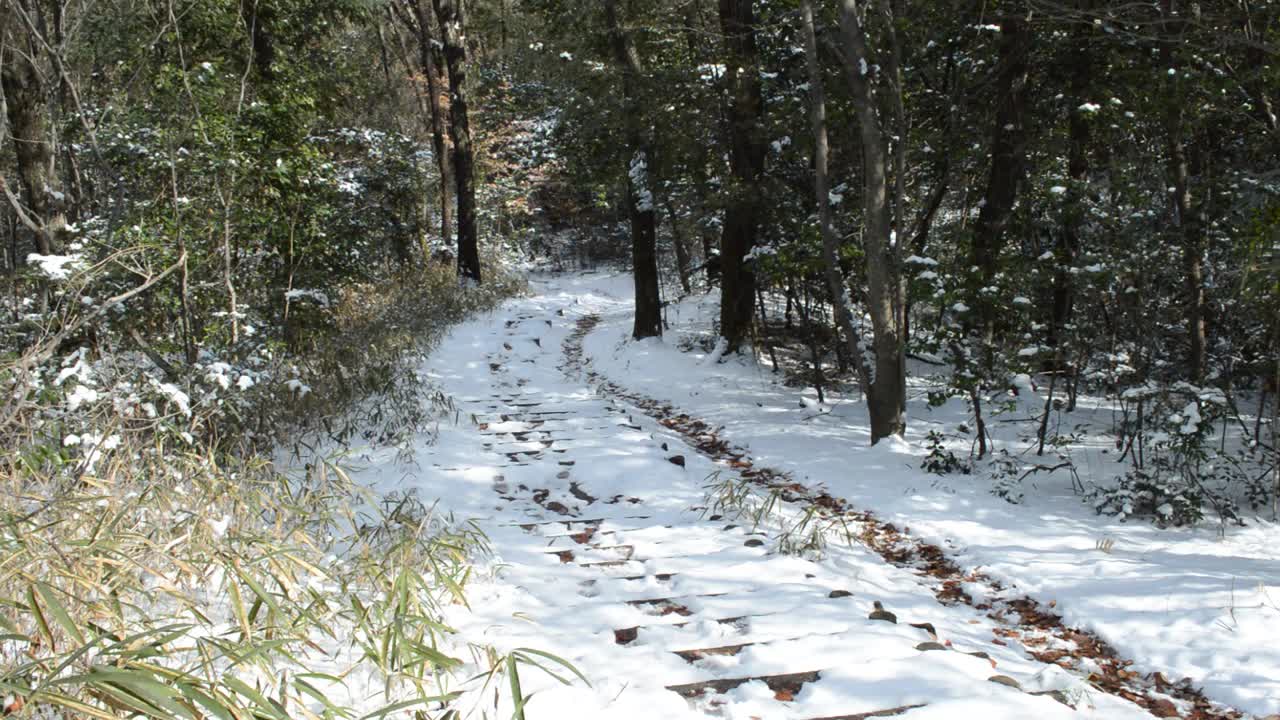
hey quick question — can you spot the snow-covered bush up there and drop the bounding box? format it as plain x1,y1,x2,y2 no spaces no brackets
922,430,971,476
1093,383,1244,526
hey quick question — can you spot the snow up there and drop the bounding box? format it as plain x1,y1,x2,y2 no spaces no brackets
285,288,331,307
66,384,99,410
306,272,1277,718
27,253,84,280
154,380,191,416
1179,401,1202,435
628,153,654,212
545,272,1275,716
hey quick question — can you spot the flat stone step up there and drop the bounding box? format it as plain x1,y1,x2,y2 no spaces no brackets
484,436,649,450
614,615,755,645
477,414,631,424
478,424,643,436
627,591,728,609
496,515,651,529
431,464,530,471
802,706,928,720
670,639,757,663
545,544,636,563
665,669,821,699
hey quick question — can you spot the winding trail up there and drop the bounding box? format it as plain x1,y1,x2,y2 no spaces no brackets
426,278,1245,720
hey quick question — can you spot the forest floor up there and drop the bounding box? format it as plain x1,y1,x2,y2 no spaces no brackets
342,271,1278,720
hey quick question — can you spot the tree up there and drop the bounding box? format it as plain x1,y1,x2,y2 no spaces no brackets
1047,0,1095,361
833,0,908,442
1159,0,1207,383
2,3,67,257
799,0,869,405
432,0,481,284
716,0,767,353
604,0,661,339
392,0,454,250
967,7,1033,352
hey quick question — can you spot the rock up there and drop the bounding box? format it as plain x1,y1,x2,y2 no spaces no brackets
915,642,948,652
1030,690,1073,708
556,470,570,479
744,538,765,548
869,601,897,624
988,675,1022,690
667,455,686,467
545,501,571,515
828,590,853,599
909,622,937,638
1149,699,1179,718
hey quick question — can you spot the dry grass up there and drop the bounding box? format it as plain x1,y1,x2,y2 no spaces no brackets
0,262,585,719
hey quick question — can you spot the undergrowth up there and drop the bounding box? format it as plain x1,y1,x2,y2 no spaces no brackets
701,471,854,559
0,260,589,719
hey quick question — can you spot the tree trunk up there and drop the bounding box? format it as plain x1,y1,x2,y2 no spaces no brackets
664,199,693,295
239,0,276,80
1050,4,1092,358
716,0,767,353
432,0,481,284
2,40,65,256
967,10,1032,348
836,0,908,442
604,0,661,339
412,0,454,249
800,0,871,400
1161,0,1206,383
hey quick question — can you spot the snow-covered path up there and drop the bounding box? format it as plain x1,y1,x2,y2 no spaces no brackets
362,273,1243,720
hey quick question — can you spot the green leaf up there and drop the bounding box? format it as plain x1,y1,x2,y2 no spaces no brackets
512,647,591,687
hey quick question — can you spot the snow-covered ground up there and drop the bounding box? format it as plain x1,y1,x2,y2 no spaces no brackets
342,271,1277,719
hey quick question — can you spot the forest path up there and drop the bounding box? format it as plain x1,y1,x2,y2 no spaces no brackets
428,274,1222,720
